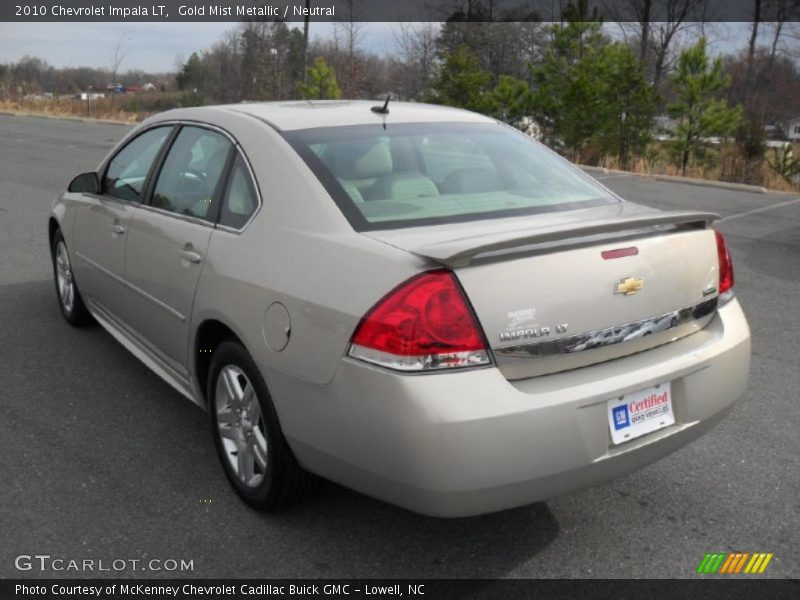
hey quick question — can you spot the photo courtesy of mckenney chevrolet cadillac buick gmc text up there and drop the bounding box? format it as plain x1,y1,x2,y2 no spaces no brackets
48,100,750,516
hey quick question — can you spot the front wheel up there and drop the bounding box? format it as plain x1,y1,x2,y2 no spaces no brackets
208,341,314,510
51,229,92,326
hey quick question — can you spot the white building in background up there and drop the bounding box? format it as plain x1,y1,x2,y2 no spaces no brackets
653,115,678,141
785,118,800,142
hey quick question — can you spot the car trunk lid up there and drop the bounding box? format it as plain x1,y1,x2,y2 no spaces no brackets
365,203,722,379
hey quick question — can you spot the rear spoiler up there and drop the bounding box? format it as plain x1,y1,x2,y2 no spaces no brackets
411,211,719,267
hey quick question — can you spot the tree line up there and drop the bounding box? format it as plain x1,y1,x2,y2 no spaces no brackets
2,0,799,187
172,0,799,186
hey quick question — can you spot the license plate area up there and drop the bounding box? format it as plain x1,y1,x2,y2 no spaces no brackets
607,382,674,445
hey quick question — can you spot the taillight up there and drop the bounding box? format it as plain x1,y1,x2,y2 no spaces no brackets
715,230,735,302
348,270,491,372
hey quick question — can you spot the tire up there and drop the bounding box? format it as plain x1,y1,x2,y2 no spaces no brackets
208,341,314,510
51,229,93,326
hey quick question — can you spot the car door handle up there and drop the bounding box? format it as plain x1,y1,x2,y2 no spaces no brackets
179,249,203,264
112,224,125,234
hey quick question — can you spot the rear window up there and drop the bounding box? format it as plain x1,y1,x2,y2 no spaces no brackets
282,122,617,231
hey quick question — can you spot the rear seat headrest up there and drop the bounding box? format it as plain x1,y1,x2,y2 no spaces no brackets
327,140,393,180
368,173,439,201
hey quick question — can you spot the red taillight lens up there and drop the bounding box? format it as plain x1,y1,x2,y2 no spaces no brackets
349,270,490,371
715,230,734,296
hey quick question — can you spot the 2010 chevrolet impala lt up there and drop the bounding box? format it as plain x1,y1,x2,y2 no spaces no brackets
49,101,751,517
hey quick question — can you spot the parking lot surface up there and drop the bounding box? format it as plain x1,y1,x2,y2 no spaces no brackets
1,114,798,578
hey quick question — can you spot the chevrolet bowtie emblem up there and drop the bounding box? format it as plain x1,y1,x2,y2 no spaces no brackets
615,277,644,296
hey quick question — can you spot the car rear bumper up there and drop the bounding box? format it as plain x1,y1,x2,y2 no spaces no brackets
271,299,750,517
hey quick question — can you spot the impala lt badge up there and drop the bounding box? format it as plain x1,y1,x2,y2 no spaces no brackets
615,277,644,296
500,322,569,342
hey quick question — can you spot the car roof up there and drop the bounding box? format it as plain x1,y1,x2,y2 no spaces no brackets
166,100,497,132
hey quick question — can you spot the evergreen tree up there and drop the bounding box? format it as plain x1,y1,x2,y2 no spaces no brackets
296,57,342,100
176,52,203,92
668,38,742,175
530,15,653,165
488,75,532,126
530,20,607,161
431,45,492,112
593,43,654,169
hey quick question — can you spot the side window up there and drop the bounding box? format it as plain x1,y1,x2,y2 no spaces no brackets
151,126,232,220
219,154,259,229
103,126,172,202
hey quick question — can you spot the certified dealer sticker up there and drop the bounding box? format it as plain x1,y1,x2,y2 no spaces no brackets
607,382,674,445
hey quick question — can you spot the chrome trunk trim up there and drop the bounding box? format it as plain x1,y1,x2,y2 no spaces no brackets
495,297,718,361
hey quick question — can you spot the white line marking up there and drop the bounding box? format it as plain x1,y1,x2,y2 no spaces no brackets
717,197,800,223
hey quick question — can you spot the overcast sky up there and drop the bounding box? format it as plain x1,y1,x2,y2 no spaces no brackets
0,21,786,73
0,22,397,71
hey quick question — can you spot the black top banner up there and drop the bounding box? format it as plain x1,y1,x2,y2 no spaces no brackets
3,0,799,23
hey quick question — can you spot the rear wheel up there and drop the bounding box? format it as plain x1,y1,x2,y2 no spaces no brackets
51,229,92,326
208,341,313,509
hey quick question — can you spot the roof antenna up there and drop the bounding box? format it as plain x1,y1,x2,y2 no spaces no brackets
371,95,390,115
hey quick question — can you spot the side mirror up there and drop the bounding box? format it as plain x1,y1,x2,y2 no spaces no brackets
68,172,100,194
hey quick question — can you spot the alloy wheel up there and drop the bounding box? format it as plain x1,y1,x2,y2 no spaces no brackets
214,365,268,488
55,241,75,314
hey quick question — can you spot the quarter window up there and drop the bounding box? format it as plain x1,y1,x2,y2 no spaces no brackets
103,126,172,202
219,154,258,229
151,126,232,220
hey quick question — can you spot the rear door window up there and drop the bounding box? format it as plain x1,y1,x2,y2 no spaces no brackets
151,126,233,220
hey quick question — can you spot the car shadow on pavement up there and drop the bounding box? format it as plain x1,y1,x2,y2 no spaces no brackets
275,482,560,578
0,279,559,579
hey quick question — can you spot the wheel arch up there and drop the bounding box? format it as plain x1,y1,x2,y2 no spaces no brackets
48,216,61,248
194,318,246,406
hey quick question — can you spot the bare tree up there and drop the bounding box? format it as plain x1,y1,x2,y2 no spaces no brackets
173,53,185,75
745,0,764,106
302,0,311,83
109,35,132,86
608,0,707,93
743,0,800,119
639,0,652,63
335,0,364,97
764,0,800,72
392,22,439,100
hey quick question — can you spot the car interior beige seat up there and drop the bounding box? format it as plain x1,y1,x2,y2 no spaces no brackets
440,167,505,194
322,139,393,198
337,178,365,204
367,171,440,201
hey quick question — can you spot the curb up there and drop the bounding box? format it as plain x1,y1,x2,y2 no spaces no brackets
0,110,133,126
579,165,769,194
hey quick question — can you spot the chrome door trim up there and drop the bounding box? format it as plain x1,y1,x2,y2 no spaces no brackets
82,192,140,209
76,251,187,323
135,202,216,229
494,297,718,361
216,224,243,234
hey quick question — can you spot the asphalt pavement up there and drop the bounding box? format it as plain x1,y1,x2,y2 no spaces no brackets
1,114,798,579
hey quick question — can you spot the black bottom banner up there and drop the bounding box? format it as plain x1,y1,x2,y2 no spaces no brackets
2,579,799,600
